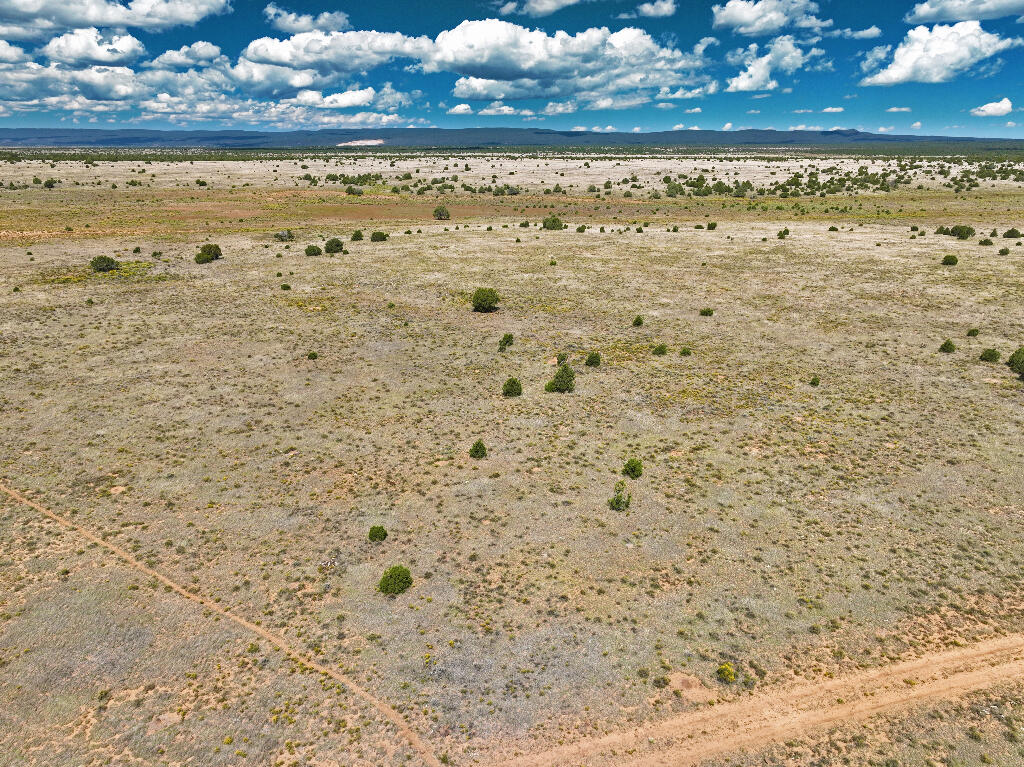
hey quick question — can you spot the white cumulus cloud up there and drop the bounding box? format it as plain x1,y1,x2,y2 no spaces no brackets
0,0,231,39
263,3,350,33
712,0,830,36
41,28,145,65
860,21,1022,85
906,0,1024,22
726,35,820,91
970,96,1012,115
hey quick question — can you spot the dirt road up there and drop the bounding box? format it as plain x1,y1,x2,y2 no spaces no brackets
500,632,1024,767
6,480,1023,767
0,481,443,767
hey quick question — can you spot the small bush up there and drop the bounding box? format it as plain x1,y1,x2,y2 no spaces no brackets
370,231,388,242
999,247,1011,255
809,375,820,386
979,348,1000,363
652,343,667,356
1003,227,1021,239
433,205,450,220
1007,347,1024,376
585,351,601,367
199,243,222,259
368,525,388,542
777,228,789,239
632,315,644,327
828,225,839,232
967,328,980,337
939,338,956,353
469,440,487,459
307,351,318,360
608,480,631,511
576,224,586,233
280,284,291,290
324,237,343,253
716,663,737,683
471,287,499,313
679,346,692,357
622,458,643,479
378,565,412,595
979,238,993,246
699,308,714,317
89,255,120,273
502,377,522,397
941,254,957,265
351,229,364,241
305,244,322,257
498,333,514,351
706,222,717,231
542,214,563,231
545,364,575,393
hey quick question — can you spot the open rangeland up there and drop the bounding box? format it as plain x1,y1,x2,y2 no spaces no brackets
1,150,1023,767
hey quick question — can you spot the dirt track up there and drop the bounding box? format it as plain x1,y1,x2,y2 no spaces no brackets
0,481,444,767
500,632,1024,767
5,478,1024,767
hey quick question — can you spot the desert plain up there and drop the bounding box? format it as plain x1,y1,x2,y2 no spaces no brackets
1,148,1023,767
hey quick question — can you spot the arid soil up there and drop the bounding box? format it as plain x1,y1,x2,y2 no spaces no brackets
1,151,1022,767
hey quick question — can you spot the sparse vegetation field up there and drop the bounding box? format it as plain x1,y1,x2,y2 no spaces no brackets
1,148,1023,767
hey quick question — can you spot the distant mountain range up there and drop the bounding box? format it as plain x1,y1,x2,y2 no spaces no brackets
0,127,1020,149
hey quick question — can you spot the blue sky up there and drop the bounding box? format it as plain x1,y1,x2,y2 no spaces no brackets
0,0,1021,136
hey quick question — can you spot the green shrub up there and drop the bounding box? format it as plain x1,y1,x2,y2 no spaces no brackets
433,205,450,220
828,225,839,232
1003,228,1021,239
307,351,318,360
999,247,1011,255
199,243,222,260
979,238,993,246
545,364,575,393
967,328,980,337
471,287,499,313
498,333,514,352
541,214,563,231
939,338,956,353
502,377,522,397
305,244,322,257
280,284,291,290
950,225,975,240
556,352,568,365
608,480,631,511
351,229,363,241
652,343,667,356
679,347,692,357
378,565,412,595
622,458,643,479
699,308,714,317
706,222,717,231
716,663,737,683
809,375,820,386
195,251,215,264
324,237,343,253
941,254,958,265
370,231,388,242
469,440,487,459
979,348,1000,363
576,224,586,233
368,525,387,542
585,351,601,367
777,228,789,239
632,315,644,327
1007,347,1024,376
89,255,120,273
